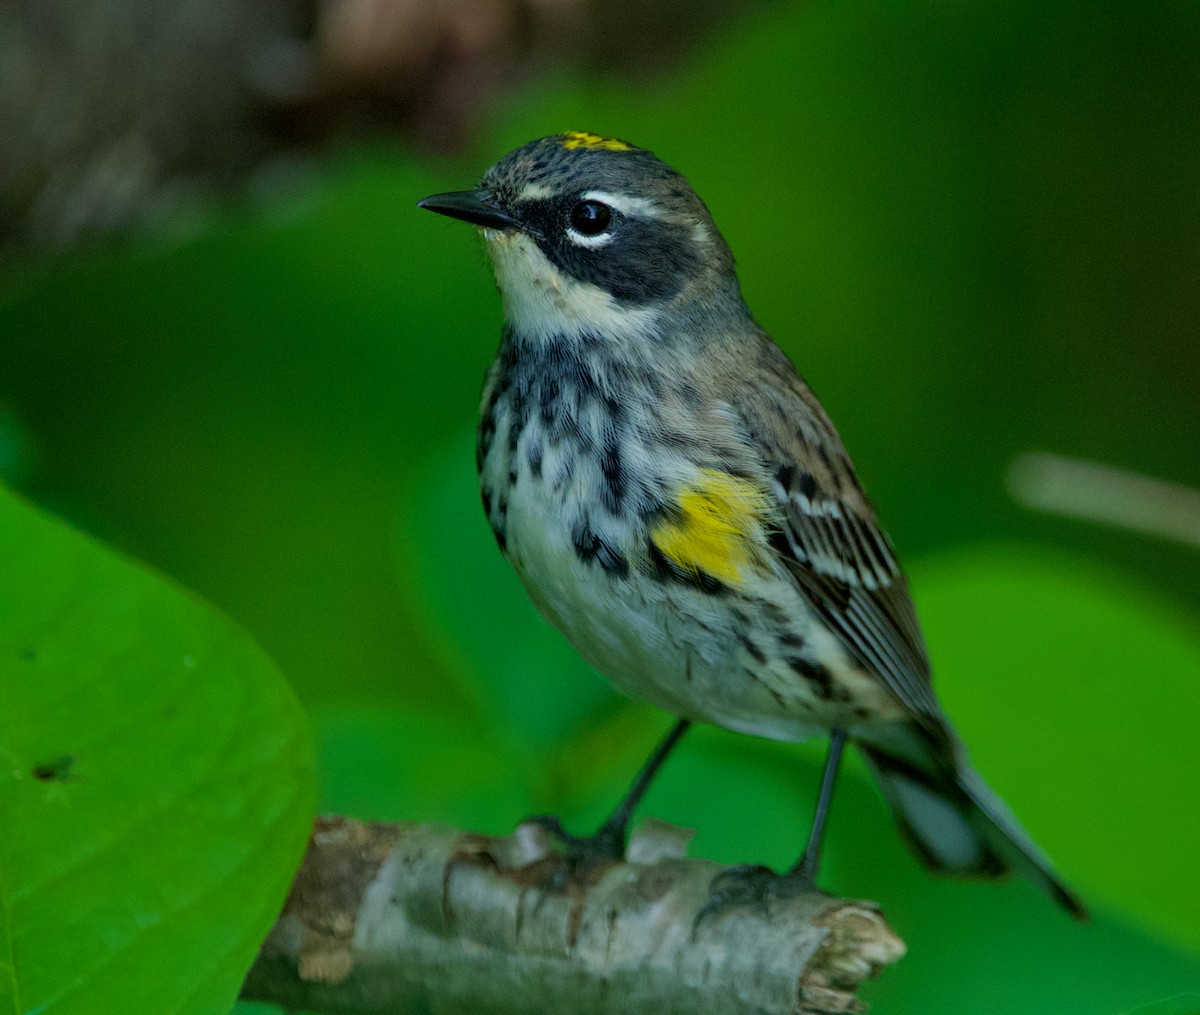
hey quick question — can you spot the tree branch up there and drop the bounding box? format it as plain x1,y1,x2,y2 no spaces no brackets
240,816,904,1014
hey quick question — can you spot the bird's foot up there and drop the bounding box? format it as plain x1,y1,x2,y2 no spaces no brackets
694,861,828,932
517,814,627,891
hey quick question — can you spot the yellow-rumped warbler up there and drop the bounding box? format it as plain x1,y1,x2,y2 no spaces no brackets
419,131,1085,918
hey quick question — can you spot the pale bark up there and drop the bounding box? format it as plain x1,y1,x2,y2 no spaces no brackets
240,816,904,1014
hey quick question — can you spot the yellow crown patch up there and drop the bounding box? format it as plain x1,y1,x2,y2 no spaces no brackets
560,132,631,152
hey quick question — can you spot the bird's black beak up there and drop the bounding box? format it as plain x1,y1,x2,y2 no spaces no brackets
418,189,518,231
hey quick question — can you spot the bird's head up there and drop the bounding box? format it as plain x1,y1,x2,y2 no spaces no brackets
419,133,740,343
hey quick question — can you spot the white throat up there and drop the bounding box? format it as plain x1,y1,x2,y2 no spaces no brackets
483,230,659,344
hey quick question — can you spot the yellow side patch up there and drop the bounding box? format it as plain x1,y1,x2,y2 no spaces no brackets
560,131,631,152
650,470,771,586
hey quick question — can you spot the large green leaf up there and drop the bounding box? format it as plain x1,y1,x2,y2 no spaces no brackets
909,546,1200,953
0,487,314,1015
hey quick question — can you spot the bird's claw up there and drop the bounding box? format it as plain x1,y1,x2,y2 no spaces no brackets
518,814,627,888
692,863,823,935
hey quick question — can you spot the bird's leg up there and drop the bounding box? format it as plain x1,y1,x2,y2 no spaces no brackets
526,717,691,868
788,725,848,887
698,727,848,926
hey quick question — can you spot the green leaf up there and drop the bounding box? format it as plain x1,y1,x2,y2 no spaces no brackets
0,487,314,1015
911,545,1200,954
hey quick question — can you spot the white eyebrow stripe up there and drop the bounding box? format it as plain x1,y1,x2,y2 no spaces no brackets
581,190,661,219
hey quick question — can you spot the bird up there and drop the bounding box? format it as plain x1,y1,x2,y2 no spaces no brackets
418,131,1085,918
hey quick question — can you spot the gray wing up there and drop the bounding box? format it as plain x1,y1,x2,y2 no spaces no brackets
767,457,944,727
725,344,945,730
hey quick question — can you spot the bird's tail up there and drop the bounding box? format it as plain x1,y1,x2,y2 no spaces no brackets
858,739,1087,920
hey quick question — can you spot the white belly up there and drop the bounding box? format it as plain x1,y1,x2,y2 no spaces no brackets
499,466,879,742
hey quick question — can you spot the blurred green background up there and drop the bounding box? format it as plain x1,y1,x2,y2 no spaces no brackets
3,0,1199,1011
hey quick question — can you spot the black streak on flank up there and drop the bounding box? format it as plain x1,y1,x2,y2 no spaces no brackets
573,524,629,578
648,542,728,595
787,656,840,700
552,456,575,493
526,439,543,478
538,381,557,428
600,432,624,513
753,674,788,710
507,394,527,454
482,488,508,552
477,410,497,470
739,634,766,665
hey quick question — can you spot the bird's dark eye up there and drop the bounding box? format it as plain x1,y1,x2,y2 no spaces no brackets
569,200,612,236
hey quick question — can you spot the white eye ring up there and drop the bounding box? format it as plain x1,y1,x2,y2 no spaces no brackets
565,227,615,248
